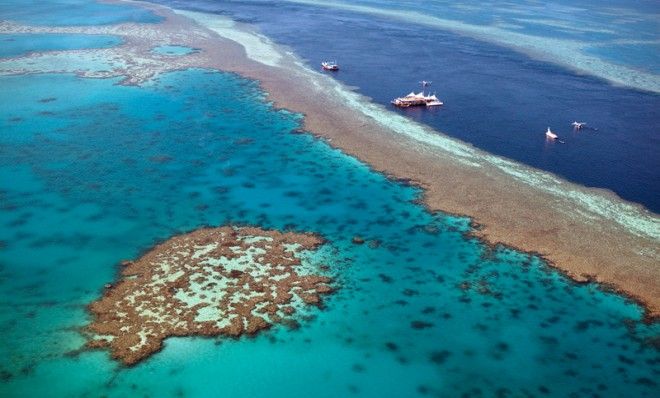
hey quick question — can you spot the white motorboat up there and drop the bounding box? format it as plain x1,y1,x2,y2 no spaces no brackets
392,81,443,108
321,61,339,71
572,121,586,130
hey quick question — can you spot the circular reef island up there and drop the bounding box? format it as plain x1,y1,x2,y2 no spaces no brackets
86,226,333,365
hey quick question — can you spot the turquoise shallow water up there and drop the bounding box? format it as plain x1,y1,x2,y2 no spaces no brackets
152,44,198,56
0,68,658,397
0,0,161,26
0,34,123,58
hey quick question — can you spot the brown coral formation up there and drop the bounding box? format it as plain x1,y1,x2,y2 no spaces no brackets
86,226,332,365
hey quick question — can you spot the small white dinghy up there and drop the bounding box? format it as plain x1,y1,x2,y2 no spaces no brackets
321,60,339,71
546,127,558,140
572,121,586,130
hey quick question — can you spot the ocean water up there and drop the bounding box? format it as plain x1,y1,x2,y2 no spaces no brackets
156,0,660,212
0,67,658,397
584,43,660,75
0,1,659,397
0,34,123,58
281,0,660,90
0,0,162,26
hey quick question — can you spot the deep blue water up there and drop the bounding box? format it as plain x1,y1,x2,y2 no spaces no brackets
153,0,660,213
0,34,122,58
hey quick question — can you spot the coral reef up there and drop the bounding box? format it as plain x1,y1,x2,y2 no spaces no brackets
86,226,332,365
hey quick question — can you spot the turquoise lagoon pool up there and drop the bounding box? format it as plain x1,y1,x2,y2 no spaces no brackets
0,34,122,58
152,45,198,56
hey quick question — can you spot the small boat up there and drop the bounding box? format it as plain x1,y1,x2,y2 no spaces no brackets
572,121,586,130
321,61,339,71
546,127,558,140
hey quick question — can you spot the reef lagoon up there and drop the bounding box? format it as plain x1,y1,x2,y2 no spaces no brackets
152,44,198,56
0,33,122,58
0,1,658,397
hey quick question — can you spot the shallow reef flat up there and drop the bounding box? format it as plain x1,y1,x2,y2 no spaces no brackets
87,226,332,365
0,18,207,83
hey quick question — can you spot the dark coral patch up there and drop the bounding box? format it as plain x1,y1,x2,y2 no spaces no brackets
385,342,399,351
410,321,434,330
429,350,451,365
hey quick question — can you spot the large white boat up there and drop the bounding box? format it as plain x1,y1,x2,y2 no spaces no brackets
546,127,558,140
391,91,443,107
392,80,443,107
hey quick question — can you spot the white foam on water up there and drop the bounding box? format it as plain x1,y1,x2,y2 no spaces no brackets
172,10,282,67
175,8,660,241
283,0,660,93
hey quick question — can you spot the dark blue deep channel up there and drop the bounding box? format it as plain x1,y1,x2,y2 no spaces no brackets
154,0,660,213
